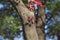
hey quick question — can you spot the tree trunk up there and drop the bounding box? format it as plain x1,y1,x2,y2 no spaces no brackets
57,34,60,40
11,0,39,40
57,32,60,40
36,6,45,40
9,37,14,40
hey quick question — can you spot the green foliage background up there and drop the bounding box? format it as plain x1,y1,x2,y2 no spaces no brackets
0,0,60,39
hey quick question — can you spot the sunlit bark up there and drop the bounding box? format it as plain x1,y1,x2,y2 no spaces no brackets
11,0,39,40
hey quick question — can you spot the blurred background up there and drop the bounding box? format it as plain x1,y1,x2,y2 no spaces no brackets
0,0,60,40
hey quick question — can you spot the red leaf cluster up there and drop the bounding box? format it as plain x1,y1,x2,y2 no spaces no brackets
25,0,43,11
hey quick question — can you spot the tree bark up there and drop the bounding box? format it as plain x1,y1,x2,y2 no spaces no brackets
36,6,45,40
57,32,60,40
11,0,39,40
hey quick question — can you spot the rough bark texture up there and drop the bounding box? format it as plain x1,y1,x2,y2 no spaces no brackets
27,0,45,40
36,6,45,40
11,0,39,40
